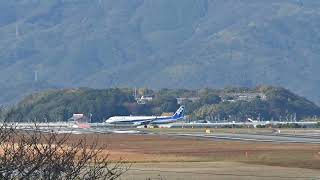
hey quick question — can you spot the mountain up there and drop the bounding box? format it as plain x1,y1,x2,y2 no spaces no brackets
1,0,320,105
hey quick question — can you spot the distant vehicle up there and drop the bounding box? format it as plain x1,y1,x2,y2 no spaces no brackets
105,106,185,126
68,113,91,128
247,118,270,128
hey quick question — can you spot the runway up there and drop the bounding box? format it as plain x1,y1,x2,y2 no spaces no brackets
13,122,320,144
169,133,320,144
51,128,320,144
21,126,143,135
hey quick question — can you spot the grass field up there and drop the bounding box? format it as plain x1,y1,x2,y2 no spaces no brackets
124,162,320,180
67,133,320,168
65,132,320,179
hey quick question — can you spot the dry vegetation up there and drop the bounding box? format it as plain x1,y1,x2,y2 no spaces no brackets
1,126,319,179
65,133,320,170
0,125,129,179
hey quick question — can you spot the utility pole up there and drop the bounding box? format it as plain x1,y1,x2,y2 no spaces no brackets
15,23,20,40
14,23,19,59
134,87,137,99
34,70,38,82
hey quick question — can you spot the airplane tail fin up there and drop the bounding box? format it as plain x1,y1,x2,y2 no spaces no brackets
172,106,185,119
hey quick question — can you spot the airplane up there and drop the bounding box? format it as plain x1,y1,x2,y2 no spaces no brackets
105,106,185,126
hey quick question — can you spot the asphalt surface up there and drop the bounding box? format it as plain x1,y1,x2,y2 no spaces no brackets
18,124,320,144
22,127,142,135
173,133,320,144
59,128,320,144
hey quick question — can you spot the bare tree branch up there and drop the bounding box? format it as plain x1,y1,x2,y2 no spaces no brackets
0,124,129,180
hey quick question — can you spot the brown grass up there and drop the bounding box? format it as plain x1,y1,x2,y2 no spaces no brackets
64,133,320,169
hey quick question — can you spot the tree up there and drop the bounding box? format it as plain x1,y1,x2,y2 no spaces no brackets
151,95,179,115
0,124,129,179
199,93,222,105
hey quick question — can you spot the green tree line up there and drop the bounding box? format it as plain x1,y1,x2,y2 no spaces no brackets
2,86,320,122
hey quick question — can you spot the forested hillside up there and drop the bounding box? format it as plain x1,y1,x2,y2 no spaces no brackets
1,0,320,104
2,86,320,122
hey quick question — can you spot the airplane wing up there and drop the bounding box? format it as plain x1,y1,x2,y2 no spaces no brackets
133,119,154,126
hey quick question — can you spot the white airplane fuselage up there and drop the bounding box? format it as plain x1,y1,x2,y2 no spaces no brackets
106,115,177,125
106,106,185,125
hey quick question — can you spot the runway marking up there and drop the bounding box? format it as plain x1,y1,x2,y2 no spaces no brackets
176,133,320,144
